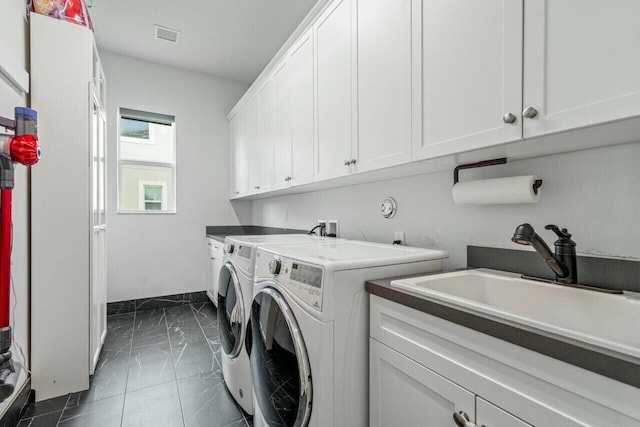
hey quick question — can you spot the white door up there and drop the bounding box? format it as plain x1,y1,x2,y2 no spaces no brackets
523,0,640,138
413,0,523,160
288,29,315,186
89,87,107,374
272,60,292,189
370,339,476,427
258,80,275,193
230,114,249,197
477,397,532,427
355,0,412,173
245,97,261,194
315,0,355,180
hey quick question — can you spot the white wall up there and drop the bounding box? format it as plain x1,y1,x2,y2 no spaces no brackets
0,0,30,416
101,51,250,302
251,141,640,268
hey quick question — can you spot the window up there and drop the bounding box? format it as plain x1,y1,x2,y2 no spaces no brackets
139,181,166,211
118,108,176,213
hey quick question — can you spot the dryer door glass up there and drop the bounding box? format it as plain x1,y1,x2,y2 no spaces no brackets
218,262,245,358
250,287,312,427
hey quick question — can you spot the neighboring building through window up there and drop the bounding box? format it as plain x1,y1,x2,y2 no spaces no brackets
118,108,176,213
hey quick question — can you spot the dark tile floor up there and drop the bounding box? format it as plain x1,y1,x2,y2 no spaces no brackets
18,302,252,427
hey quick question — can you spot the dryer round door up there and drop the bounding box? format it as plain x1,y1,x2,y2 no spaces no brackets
250,287,312,427
218,262,245,358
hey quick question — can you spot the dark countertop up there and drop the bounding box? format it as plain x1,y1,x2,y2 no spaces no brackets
366,270,640,389
205,225,308,242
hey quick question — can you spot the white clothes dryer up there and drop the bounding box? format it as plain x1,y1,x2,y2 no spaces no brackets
217,234,340,415
249,240,448,426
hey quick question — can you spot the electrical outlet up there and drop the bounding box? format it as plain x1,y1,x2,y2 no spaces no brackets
318,219,340,237
394,231,405,245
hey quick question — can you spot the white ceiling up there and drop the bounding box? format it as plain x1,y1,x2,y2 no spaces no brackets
89,0,319,85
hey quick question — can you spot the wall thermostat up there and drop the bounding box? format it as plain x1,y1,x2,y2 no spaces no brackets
380,197,397,219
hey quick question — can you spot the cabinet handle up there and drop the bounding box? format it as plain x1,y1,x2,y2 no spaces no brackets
344,160,350,166
254,186,260,189
502,113,517,124
235,191,240,194
453,411,476,427
350,159,357,165
523,107,538,119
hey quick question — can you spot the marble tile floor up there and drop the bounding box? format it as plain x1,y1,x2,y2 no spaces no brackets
18,302,252,427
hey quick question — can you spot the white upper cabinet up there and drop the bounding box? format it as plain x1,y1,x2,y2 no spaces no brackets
272,60,292,189
245,96,261,193
228,0,640,199
230,113,248,197
413,0,523,161
258,79,275,192
288,29,315,186
523,0,640,138
315,0,355,181
356,0,412,173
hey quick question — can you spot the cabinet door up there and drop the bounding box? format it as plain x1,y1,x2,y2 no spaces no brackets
272,61,293,189
289,29,315,186
230,114,248,197
370,339,476,427
355,0,412,173
477,397,532,427
523,0,640,139
89,90,106,374
413,0,523,160
315,0,354,180
245,96,261,193
258,80,275,192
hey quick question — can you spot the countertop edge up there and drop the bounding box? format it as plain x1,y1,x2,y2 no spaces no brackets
366,272,640,389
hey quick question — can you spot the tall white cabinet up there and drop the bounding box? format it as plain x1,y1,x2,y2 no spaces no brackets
30,13,107,400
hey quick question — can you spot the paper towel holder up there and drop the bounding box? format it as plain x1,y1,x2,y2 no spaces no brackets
453,157,543,194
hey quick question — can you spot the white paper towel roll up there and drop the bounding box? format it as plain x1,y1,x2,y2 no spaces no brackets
452,175,541,205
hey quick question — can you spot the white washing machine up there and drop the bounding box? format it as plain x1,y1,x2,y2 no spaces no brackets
218,234,340,414
249,240,448,427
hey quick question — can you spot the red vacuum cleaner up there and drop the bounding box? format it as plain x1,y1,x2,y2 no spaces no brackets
0,107,40,401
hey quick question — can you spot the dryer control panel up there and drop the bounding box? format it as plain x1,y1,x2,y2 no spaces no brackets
269,256,324,312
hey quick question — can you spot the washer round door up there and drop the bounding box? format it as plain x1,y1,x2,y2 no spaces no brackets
217,262,245,358
250,287,312,427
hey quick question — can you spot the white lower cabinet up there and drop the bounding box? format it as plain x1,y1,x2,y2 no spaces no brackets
370,339,475,427
206,238,223,306
370,340,532,427
370,295,640,427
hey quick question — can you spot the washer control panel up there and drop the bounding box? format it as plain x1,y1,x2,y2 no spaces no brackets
271,257,324,312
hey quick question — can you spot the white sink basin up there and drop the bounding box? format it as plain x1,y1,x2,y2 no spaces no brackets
391,269,640,359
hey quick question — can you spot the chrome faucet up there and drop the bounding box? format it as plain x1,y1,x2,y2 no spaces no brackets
511,223,577,284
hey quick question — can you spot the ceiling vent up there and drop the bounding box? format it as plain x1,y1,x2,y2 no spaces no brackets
154,25,180,43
